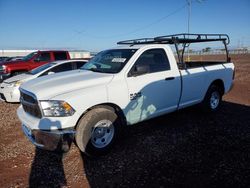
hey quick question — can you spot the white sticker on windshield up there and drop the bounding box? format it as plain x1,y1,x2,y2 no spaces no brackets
112,58,126,63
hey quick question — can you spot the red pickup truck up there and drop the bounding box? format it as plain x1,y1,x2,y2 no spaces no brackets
0,50,70,82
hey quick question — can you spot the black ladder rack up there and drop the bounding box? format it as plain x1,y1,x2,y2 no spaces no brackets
117,33,230,65
117,33,230,45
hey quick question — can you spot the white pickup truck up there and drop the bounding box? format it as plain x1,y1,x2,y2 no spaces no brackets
17,34,234,156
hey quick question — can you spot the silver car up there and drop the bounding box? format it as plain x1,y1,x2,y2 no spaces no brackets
0,59,87,102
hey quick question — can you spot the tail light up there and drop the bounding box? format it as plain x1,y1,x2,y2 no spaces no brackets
233,68,235,80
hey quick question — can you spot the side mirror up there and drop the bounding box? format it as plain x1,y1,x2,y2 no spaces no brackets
129,64,150,77
47,71,55,75
34,59,40,62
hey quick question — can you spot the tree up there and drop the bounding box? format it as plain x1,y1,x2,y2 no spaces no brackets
202,47,211,52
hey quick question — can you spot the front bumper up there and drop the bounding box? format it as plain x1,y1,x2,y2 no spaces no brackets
22,124,75,151
0,83,20,102
17,105,77,152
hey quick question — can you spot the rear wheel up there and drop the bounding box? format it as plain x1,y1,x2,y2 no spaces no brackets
75,107,121,156
202,85,222,112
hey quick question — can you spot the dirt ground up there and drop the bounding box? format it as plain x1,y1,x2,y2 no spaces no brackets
0,54,249,188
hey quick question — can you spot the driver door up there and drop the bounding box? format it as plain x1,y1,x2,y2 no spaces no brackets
31,52,51,69
125,48,181,124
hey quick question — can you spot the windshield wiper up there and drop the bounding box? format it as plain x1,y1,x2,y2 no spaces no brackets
81,68,105,73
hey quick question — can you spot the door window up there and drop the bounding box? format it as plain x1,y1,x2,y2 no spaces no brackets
75,61,87,69
54,52,68,60
50,62,73,73
129,49,170,76
35,52,51,62
40,62,73,76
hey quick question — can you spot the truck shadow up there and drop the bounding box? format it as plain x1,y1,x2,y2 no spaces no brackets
82,101,250,187
29,119,69,188
29,148,66,188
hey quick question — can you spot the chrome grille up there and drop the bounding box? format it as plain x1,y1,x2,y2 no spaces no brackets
20,92,36,103
0,93,6,100
20,90,42,118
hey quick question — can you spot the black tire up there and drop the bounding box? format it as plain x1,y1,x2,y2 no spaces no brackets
75,107,122,156
201,85,223,112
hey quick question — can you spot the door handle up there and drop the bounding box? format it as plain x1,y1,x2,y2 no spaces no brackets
165,77,175,81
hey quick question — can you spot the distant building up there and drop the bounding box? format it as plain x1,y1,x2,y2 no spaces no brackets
0,49,91,58
69,50,91,59
0,50,34,57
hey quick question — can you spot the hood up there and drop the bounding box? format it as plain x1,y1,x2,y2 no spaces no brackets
0,60,24,66
4,73,32,83
20,70,114,100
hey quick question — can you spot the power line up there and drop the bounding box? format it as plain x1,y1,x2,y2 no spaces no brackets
72,3,188,39
121,3,188,37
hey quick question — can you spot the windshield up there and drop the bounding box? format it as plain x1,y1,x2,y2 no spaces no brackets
81,49,137,73
4,57,13,62
22,52,38,61
28,63,55,75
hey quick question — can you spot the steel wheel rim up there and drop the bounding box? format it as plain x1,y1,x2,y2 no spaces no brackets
91,119,114,148
210,91,220,109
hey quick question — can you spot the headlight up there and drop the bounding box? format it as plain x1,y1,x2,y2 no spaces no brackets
0,65,7,73
7,80,23,87
40,100,75,117
2,65,7,73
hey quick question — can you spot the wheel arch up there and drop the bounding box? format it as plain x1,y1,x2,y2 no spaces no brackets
74,102,127,129
208,79,225,95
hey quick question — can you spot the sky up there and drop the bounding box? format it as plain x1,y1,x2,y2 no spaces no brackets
0,0,249,52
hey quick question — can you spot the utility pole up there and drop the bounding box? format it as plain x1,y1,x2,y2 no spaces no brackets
187,0,191,61
187,0,191,35
186,0,203,61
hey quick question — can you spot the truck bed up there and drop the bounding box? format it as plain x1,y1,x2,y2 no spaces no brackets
185,61,231,69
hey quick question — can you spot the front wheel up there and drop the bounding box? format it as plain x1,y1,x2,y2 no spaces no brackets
75,107,121,156
201,85,222,112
